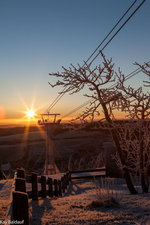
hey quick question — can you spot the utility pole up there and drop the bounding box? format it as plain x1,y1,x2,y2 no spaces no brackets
38,113,60,175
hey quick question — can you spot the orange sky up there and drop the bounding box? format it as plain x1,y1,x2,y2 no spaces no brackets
0,109,127,127
0,1,149,127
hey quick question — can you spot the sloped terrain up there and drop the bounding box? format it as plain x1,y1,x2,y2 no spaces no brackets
0,128,121,176
29,179,150,225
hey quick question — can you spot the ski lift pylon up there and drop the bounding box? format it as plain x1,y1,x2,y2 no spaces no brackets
38,113,61,125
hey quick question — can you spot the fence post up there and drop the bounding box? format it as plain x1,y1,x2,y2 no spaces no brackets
17,169,25,178
31,173,38,200
47,178,53,197
66,172,68,185
54,179,58,197
58,180,62,197
64,174,67,190
68,171,71,182
41,175,46,198
61,177,65,193
12,191,29,225
66,172,69,185
15,178,26,192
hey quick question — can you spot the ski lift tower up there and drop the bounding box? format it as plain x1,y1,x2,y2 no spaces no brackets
38,113,61,175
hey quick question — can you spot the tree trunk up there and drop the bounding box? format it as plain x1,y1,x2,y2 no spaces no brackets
141,172,149,193
124,170,137,194
101,102,137,194
111,129,138,194
139,127,149,193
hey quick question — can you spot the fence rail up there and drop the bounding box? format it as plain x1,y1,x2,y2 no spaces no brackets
6,169,71,225
26,171,71,199
71,166,106,174
5,167,106,225
71,167,106,179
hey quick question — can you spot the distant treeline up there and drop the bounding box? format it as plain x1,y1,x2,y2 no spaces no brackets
1,119,143,137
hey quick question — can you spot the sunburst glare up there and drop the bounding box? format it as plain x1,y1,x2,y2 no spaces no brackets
26,109,35,118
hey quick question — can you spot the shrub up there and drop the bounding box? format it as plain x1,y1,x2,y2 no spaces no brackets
86,177,119,209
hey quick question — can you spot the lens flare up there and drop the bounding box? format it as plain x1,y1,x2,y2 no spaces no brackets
26,109,35,118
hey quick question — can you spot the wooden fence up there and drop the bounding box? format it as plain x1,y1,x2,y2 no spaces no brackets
71,167,106,179
5,169,71,225
26,171,71,200
5,169,29,225
5,167,106,224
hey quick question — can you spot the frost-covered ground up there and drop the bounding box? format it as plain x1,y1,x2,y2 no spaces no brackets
0,179,13,220
29,178,150,225
1,178,150,224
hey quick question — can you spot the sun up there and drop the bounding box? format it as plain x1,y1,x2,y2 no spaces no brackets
26,109,35,118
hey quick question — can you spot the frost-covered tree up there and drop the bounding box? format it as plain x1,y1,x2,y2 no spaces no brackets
135,62,150,87
114,120,150,193
49,53,139,194
114,67,150,193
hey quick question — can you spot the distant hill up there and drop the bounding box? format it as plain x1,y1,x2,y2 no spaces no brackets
0,126,40,137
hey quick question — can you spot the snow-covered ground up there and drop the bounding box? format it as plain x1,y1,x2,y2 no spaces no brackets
1,178,150,224
29,178,150,225
0,179,13,220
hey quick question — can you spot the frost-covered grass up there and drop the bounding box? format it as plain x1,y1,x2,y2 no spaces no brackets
1,177,150,224
0,179,13,220
94,177,119,201
0,201,9,220
29,178,150,225
86,177,120,209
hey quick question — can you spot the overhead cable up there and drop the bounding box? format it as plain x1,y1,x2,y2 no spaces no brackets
89,0,146,65
85,0,138,65
46,0,146,113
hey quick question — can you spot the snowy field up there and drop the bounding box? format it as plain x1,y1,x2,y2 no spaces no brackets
1,178,150,224
29,178,150,225
0,179,13,220
0,127,150,224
